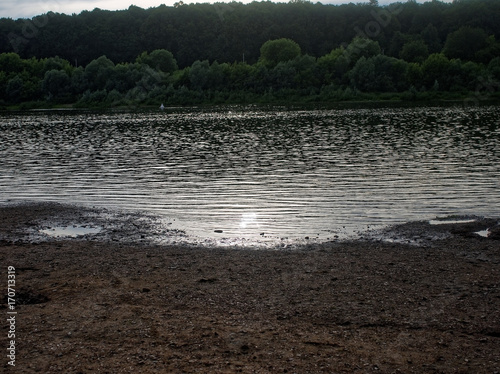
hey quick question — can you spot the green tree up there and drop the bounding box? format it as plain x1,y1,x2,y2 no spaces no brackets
460,61,485,91
70,66,87,94
42,56,72,74
387,32,408,58
344,37,381,67
399,40,429,63
189,60,210,90
42,69,71,100
318,47,350,84
136,49,178,73
5,75,25,102
406,62,423,88
443,27,488,61
291,55,319,88
349,55,408,92
228,62,255,91
0,53,25,74
348,56,375,92
84,55,115,91
24,57,45,79
488,57,500,81
421,53,451,89
5,72,40,103
420,24,441,54
135,65,163,93
475,36,500,64
268,60,297,90
208,61,229,91
259,38,301,68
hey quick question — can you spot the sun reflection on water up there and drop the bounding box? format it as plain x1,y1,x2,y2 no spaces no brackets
239,212,258,229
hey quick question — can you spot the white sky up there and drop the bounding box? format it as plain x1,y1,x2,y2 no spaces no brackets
0,0,453,20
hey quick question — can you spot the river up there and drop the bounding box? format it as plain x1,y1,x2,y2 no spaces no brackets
1,105,499,246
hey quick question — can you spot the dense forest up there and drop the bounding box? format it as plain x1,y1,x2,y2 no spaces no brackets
1,0,500,108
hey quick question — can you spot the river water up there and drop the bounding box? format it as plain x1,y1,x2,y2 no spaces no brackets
1,105,499,245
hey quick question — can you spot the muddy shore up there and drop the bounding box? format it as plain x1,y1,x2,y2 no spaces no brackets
1,202,499,373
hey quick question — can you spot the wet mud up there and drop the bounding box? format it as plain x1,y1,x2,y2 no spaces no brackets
364,215,500,246
0,201,186,246
2,201,498,249
1,202,499,373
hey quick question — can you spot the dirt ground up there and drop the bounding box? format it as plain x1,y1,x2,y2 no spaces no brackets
1,202,499,373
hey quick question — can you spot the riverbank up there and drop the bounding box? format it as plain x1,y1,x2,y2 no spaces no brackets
2,94,500,112
1,202,499,373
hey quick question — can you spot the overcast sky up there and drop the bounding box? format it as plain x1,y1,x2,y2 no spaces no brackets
0,0,453,20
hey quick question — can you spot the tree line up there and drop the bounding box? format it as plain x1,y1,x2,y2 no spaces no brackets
2,0,500,68
0,0,499,107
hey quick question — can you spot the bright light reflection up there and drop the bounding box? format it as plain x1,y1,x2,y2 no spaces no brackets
239,212,258,229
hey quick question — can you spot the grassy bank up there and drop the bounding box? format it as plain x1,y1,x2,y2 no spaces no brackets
2,89,500,112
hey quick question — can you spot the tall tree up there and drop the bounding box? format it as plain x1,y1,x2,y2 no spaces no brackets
399,40,429,63
136,49,178,73
259,38,302,68
84,55,115,91
42,69,71,100
443,27,488,61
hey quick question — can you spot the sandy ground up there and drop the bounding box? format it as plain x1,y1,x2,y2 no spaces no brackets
1,202,499,373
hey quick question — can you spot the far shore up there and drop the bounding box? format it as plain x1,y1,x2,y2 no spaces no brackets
2,96,500,113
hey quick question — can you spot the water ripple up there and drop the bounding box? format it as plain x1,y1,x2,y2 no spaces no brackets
1,106,499,243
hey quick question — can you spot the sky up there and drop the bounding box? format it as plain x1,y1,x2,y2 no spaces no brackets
0,0,453,20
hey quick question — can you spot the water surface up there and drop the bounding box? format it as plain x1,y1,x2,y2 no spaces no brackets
1,105,499,246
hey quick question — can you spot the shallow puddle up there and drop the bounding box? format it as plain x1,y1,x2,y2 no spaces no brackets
475,229,490,238
40,225,102,238
429,219,477,225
